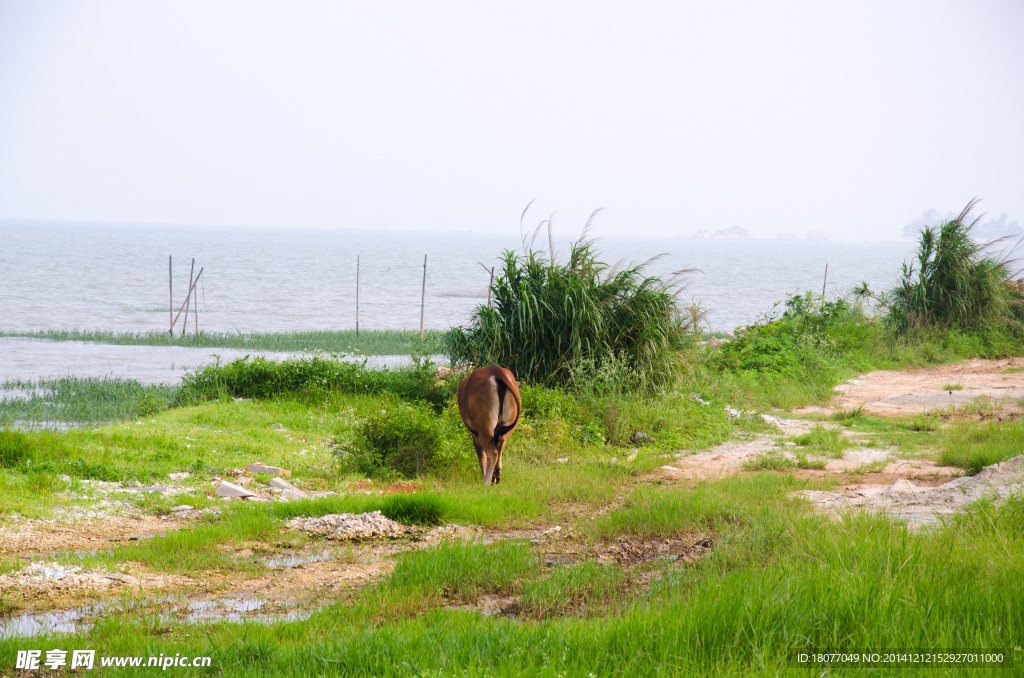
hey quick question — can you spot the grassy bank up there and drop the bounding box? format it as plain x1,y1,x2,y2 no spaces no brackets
0,328,444,355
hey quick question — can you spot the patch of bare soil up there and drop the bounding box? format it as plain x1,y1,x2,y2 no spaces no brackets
663,418,943,481
794,453,1024,528
0,515,188,556
792,357,1024,418
0,561,192,609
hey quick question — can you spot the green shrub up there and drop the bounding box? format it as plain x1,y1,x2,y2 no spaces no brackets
180,354,453,410
348,396,460,478
444,234,691,391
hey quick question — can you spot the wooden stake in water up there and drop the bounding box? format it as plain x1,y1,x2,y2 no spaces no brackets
356,255,360,338
822,264,829,297
182,259,195,337
193,272,199,335
168,255,173,336
169,267,203,333
420,254,427,340
488,267,494,308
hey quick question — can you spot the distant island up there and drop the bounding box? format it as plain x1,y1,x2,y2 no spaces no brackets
689,225,749,239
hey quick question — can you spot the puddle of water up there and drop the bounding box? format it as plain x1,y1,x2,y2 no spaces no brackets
1,609,89,638
0,596,310,639
264,550,335,568
105,532,165,542
18,549,100,562
0,600,119,639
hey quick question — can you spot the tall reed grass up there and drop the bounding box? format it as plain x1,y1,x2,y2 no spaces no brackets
888,198,1024,330
445,235,691,390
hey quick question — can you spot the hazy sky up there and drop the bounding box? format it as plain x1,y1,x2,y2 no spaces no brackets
1,1,1021,240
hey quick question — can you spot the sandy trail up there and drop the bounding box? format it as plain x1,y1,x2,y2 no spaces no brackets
793,357,1024,417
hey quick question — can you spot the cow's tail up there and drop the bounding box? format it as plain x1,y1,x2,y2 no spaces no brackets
492,373,521,446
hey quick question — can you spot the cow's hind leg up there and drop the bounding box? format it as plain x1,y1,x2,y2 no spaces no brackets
471,437,487,482
491,443,504,484
481,443,499,485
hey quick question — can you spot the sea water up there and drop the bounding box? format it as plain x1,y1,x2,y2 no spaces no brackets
0,221,914,382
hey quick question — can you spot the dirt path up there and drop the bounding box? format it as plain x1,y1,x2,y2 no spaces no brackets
793,357,1024,418
664,358,1024,528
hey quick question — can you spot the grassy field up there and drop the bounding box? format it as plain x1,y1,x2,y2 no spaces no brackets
0,328,445,355
1,354,1023,675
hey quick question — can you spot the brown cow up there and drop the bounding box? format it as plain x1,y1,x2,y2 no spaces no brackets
456,365,522,485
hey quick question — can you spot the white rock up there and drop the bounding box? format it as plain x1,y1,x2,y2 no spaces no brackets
269,477,305,495
138,486,169,494
168,472,191,481
279,489,307,501
216,481,256,498
170,504,194,512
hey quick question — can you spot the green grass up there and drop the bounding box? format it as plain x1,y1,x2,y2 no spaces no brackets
789,424,850,457
70,508,282,574
6,475,1022,676
940,419,1024,474
943,381,965,390
519,561,635,618
386,540,537,600
0,328,445,355
743,449,795,471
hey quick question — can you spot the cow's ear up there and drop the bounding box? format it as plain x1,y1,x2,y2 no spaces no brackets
515,381,522,388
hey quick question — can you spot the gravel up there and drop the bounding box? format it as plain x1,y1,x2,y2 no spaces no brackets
285,511,409,539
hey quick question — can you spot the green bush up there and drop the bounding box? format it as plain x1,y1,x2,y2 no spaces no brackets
444,236,691,391
712,293,848,377
180,354,453,410
348,396,461,478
